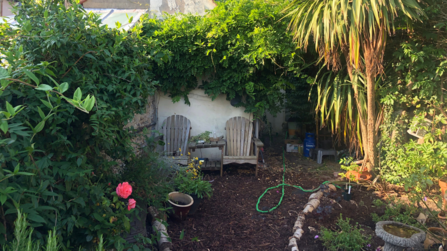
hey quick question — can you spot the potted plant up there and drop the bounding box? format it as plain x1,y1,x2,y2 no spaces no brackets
189,131,212,143
174,158,213,215
338,157,369,201
339,157,372,182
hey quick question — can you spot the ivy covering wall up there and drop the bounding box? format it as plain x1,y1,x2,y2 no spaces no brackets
142,0,306,117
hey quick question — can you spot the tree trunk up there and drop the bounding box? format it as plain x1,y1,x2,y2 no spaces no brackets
366,71,376,171
363,39,380,172
343,49,369,161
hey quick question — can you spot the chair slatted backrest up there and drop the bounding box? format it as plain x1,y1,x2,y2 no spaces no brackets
162,115,191,155
226,117,253,156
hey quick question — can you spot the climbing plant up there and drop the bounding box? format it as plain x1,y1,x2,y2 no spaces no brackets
0,0,169,249
142,0,306,117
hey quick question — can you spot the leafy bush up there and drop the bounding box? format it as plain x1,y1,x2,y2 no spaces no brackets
120,132,181,208
175,173,213,199
142,0,305,117
174,159,213,199
379,0,447,190
320,214,371,251
0,0,168,248
285,76,316,126
370,197,421,227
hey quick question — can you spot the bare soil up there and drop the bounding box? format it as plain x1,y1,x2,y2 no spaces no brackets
167,136,388,251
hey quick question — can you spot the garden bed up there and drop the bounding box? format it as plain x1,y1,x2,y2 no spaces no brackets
167,166,385,250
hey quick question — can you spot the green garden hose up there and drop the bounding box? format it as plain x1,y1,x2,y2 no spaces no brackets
256,150,342,213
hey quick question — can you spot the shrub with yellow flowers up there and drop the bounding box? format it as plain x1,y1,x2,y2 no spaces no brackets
174,155,213,199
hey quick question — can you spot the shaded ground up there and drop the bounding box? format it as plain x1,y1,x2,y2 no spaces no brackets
167,135,387,251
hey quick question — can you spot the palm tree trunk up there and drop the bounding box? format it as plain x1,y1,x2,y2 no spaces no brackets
363,42,378,172
366,71,376,171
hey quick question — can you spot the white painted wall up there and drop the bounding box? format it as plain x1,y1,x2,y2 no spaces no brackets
157,88,252,160
150,0,215,17
266,109,286,134
1,0,13,17
266,89,286,134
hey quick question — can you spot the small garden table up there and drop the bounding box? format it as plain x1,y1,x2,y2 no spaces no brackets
188,140,226,177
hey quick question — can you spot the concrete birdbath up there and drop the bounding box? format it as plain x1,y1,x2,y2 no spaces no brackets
375,221,425,251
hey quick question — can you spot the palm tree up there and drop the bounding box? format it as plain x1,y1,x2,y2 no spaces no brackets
283,0,424,171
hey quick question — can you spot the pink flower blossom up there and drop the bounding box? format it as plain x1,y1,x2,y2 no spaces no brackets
128,198,136,211
116,182,132,199
314,235,319,239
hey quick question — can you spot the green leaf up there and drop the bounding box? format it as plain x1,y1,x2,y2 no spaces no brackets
15,172,35,176
123,216,130,231
14,163,19,173
0,67,9,80
73,197,85,207
84,54,96,60
24,70,40,85
180,229,185,240
73,87,82,101
84,96,95,112
0,121,8,134
35,84,53,91
34,121,45,133
27,213,46,223
76,157,82,167
0,195,7,205
37,107,45,119
40,99,53,109
6,101,14,116
93,213,103,222
59,82,69,93
86,235,93,242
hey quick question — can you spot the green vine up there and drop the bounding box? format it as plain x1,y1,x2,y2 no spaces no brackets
142,0,306,117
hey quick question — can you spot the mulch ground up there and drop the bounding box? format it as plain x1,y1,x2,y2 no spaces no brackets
167,142,387,251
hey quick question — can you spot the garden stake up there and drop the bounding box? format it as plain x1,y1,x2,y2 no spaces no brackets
256,150,342,213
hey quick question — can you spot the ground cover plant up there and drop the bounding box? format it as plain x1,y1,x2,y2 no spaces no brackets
320,214,372,251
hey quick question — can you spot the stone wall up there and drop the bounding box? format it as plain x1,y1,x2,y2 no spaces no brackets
124,94,158,155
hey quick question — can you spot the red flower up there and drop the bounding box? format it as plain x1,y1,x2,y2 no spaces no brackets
116,182,132,199
108,182,111,186
128,198,136,211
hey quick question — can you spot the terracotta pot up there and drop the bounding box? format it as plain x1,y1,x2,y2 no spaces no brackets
424,227,447,250
168,192,193,221
440,180,447,209
346,169,372,181
439,211,447,221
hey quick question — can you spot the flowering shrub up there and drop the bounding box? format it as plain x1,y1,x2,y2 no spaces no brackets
175,157,213,199
186,156,201,179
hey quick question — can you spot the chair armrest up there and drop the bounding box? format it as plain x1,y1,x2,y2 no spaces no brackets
252,138,264,147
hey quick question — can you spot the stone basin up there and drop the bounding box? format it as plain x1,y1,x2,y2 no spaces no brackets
375,221,425,251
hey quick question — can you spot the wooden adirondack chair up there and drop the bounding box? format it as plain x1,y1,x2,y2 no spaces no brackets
161,115,191,165
224,117,264,176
